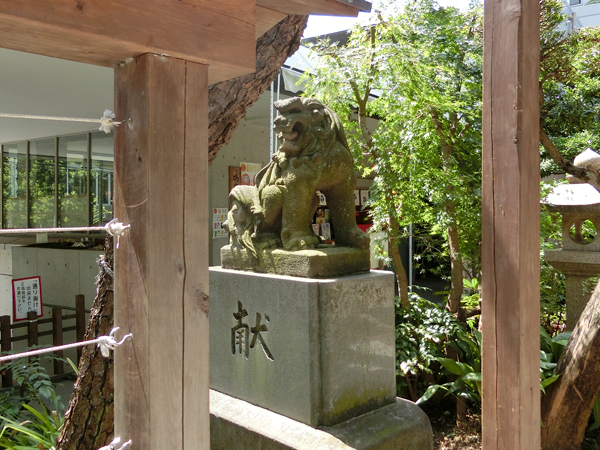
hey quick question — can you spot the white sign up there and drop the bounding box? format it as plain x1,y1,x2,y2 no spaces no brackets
12,276,43,321
213,208,229,239
240,162,262,186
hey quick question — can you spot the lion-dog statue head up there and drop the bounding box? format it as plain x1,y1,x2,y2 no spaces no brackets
223,97,369,255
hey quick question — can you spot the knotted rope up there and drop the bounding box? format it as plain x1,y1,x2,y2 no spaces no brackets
0,327,131,363
0,109,122,133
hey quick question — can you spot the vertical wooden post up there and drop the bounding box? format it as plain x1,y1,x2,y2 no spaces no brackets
52,307,64,375
482,0,541,449
1,315,12,387
27,311,38,348
75,294,86,362
114,54,209,450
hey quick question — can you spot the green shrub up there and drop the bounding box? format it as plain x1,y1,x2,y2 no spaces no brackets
0,349,67,449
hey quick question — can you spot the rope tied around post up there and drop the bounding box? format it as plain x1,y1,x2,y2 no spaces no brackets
96,328,131,358
0,218,131,248
105,218,131,249
0,327,132,364
97,437,133,450
0,109,124,134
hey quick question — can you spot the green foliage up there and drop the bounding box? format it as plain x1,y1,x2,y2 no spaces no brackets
417,327,569,408
0,394,63,450
0,351,66,449
540,180,567,333
417,328,481,407
395,293,462,382
539,0,600,176
301,0,484,286
539,327,570,393
461,278,480,329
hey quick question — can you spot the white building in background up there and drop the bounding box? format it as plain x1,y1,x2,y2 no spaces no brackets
562,0,600,31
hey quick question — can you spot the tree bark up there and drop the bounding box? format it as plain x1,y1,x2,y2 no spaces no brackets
446,206,464,317
430,107,464,317
208,14,308,163
56,237,115,450
56,15,308,449
541,280,600,450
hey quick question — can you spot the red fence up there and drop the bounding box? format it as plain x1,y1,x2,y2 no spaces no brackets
0,294,88,387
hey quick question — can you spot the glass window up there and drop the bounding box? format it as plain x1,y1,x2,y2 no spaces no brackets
2,142,27,228
29,139,56,228
570,0,582,5
58,134,88,227
91,132,114,226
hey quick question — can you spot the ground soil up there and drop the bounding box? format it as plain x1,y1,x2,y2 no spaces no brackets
422,400,482,450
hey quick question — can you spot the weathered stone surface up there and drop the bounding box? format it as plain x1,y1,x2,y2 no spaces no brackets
210,390,433,450
220,244,370,278
221,97,370,265
545,249,600,329
209,268,395,426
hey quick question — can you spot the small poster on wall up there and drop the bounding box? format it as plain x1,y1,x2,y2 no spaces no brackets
322,223,332,240
240,162,262,186
12,276,43,321
360,190,369,206
229,166,242,193
213,208,229,239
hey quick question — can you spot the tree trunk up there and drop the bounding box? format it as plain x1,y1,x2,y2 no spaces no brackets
429,107,465,316
56,237,115,450
446,207,464,317
208,14,308,163
541,280,600,450
56,16,308,449
389,214,410,308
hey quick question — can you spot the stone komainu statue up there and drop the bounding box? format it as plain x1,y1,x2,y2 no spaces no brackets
224,97,369,254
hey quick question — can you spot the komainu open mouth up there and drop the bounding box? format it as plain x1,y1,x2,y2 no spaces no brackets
278,121,304,142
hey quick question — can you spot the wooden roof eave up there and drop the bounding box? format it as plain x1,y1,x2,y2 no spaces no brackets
0,0,370,84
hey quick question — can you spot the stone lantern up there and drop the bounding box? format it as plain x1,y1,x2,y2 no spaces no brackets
544,149,600,330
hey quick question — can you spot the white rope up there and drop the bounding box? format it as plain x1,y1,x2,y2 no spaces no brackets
0,327,132,363
0,109,122,133
0,218,131,247
98,437,132,450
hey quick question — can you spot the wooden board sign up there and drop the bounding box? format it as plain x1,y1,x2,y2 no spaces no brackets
12,276,43,321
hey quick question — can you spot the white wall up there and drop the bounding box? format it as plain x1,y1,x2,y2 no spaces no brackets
12,247,100,313
0,245,15,317
208,96,282,266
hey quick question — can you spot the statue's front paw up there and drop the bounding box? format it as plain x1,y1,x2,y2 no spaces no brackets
283,233,320,251
250,205,264,220
344,228,370,250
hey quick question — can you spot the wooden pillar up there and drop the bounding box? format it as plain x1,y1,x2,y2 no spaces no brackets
482,0,541,449
114,53,209,450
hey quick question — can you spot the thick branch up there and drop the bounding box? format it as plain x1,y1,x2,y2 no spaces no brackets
208,15,308,163
541,281,600,450
540,127,600,191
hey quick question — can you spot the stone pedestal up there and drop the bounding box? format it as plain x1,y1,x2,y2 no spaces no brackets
210,390,433,450
209,267,432,449
209,267,396,426
544,249,600,330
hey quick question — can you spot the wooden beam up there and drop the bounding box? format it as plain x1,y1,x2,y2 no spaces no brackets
481,0,541,449
0,0,254,84
257,0,370,17
114,54,209,450
256,6,288,38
